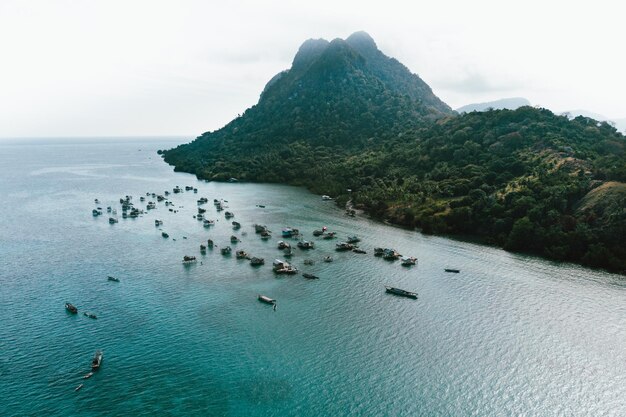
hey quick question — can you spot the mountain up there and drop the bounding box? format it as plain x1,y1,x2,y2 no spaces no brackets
456,97,531,113
162,33,626,273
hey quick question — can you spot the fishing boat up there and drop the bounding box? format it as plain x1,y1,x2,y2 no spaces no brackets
384,286,418,299
335,242,354,251
198,207,207,214
254,224,269,234
203,219,214,227
321,195,333,201
107,276,120,282
225,211,234,219
323,256,333,263
154,219,163,226
182,255,197,264
374,248,384,257
401,256,417,266
323,232,337,239
65,303,78,314
236,250,249,259
108,217,118,224
162,232,169,238
83,312,97,319
200,244,207,252
273,259,298,274
297,241,315,249
302,273,319,279
445,268,460,273
207,239,214,248
92,209,101,217
282,228,296,237
75,383,84,392
257,295,276,305
352,248,367,254
303,259,314,265
220,246,232,255
256,204,266,208
382,249,401,260
277,241,291,250
260,230,271,240
232,221,241,229
250,257,265,266
283,247,293,257
347,236,361,243
91,350,103,370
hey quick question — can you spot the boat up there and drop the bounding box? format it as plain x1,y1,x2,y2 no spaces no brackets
257,294,276,305
277,241,291,250
196,214,204,220
312,229,324,236
352,248,367,254
321,195,333,201
92,209,101,217
382,248,401,260
283,247,293,257
236,250,249,259
256,204,266,208
230,235,240,243
183,255,197,263
347,236,361,243
273,259,298,274
207,239,214,248
335,242,354,251
162,232,169,238
254,224,269,234
108,217,118,224
401,256,417,266
374,247,384,256
83,372,93,379
203,219,215,227
91,350,103,370
75,383,84,392
225,211,234,219
65,303,78,314
260,230,271,240
221,246,232,255
282,228,298,237
297,241,315,249
146,202,156,210
250,257,265,266
154,219,163,226
323,256,333,263
384,286,418,299
302,273,319,279
198,207,207,214
303,259,314,265
107,276,120,282
83,312,97,319
200,244,207,252
232,221,241,229
445,268,460,273
322,232,337,239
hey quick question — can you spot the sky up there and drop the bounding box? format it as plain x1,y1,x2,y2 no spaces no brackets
1,0,625,138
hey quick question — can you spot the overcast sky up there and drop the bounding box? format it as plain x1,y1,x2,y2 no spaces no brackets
1,0,624,138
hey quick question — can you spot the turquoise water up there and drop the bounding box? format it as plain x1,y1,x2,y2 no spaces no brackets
1,138,625,416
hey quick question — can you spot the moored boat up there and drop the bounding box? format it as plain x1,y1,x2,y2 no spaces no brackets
107,276,120,282
445,268,460,273
236,250,249,259
384,286,418,299
273,259,298,274
335,242,354,251
83,312,97,319
302,273,319,279
297,240,315,249
401,256,417,266
230,235,240,243
65,303,78,314
250,257,265,266
183,255,197,263
162,232,169,238
277,241,291,250
352,248,367,254
347,235,361,243
221,246,232,255
232,221,241,229
257,294,276,305
91,350,103,370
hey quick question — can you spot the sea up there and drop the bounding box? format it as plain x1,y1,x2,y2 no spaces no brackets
0,137,625,417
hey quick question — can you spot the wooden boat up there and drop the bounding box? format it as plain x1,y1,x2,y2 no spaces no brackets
323,256,333,263
108,217,118,224
277,241,291,250
162,232,169,238
273,259,298,274
75,383,84,392
65,303,78,314
384,286,418,299
303,273,319,279
322,232,337,240
220,246,232,255
230,235,240,243
401,257,417,266
207,239,214,248
254,224,268,233
232,221,241,229
200,244,207,252
347,236,361,243
260,230,271,240
250,257,265,266
445,268,460,273
297,240,315,249
374,248,384,257
154,219,163,226
183,255,197,263
303,259,314,265
335,242,354,251
225,211,234,219
257,295,276,305
91,350,103,370
236,250,249,259
107,276,120,282
352,248,366,254
84,312,97,319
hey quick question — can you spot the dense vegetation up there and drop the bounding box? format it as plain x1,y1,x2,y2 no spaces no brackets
163,33,626,273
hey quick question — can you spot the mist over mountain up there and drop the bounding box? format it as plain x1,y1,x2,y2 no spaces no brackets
456,97,531,113
562,110,626,133
163,32,626,273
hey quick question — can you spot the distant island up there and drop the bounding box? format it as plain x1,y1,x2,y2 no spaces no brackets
456,97,531,113
162,31,626,273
